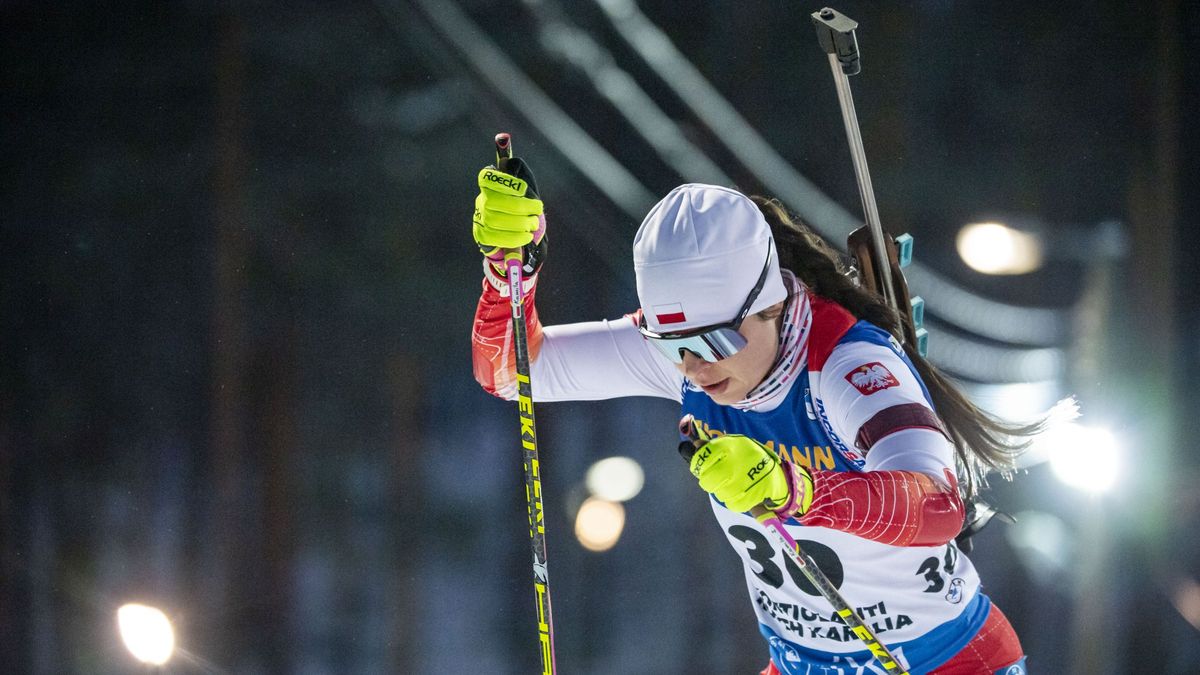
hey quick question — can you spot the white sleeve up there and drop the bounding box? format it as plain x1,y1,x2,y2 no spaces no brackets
861,428,956,484
530,317,684,403
815,340,956,481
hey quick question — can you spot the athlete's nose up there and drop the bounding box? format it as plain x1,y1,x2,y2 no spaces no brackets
677,349,708,377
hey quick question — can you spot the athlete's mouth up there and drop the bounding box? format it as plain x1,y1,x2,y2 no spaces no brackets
700,378,730,395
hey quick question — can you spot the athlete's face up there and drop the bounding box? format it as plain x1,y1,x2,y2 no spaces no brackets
674,301,785,405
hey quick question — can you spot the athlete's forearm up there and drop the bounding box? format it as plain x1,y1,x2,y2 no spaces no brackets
472,275,543,400
799,468,964,547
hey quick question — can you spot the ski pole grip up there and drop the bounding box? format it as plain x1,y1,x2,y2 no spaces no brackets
493,132,525,283
812,7,861,76
677,414,704,463
494,132,513,170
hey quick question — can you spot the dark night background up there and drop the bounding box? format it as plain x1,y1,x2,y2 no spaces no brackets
2,1,1198,673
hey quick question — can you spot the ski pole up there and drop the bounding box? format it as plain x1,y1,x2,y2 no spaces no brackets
677,416,910,675
495,132,557,675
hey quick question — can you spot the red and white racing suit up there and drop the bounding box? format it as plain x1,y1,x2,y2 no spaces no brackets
472,269,1024,675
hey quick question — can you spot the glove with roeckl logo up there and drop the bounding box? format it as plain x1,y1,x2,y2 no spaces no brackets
472,158,547,279
689,434,814,518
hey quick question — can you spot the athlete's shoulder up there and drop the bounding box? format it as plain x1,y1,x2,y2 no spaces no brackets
806,293,858,371
822,325,924,401
807,293,903,371
830,323,905,365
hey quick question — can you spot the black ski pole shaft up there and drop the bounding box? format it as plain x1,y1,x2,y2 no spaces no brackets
494,131,557,675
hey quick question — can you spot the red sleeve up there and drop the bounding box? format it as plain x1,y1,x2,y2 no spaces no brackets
798,468,964,547
471,276,544,398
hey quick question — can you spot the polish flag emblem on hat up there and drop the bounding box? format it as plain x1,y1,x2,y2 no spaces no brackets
653,303,688,325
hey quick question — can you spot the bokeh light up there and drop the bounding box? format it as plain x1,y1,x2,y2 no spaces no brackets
1170,577,1200,632
1005,510,1072,584
116,603,176,666
1044,423,1120,493
956,222,1044,275
585,456,645,502
574,497,626,552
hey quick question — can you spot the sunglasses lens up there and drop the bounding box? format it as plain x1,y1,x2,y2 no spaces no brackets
645,328,746,364
701,328,747,358
647,337,701,363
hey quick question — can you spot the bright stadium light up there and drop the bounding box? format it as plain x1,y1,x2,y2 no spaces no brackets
117,603,176,666
574,497,625,552
585,456,645,502
956,222,1044,275
1044,423,1120,493
966,391,1078,469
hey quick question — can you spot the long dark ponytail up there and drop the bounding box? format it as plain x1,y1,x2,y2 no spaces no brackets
752,196,1046,497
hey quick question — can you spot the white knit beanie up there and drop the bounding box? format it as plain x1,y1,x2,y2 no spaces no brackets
633,184,787,332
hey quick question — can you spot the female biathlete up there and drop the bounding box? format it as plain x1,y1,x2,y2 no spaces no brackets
470,157,1034,674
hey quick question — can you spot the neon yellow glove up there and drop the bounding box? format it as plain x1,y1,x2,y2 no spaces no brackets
472,161,545,255
689,434,814,517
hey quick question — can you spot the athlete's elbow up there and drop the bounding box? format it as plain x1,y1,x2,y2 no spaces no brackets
909,492,966,546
